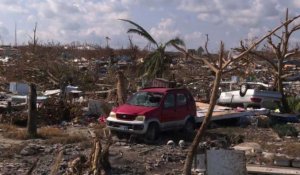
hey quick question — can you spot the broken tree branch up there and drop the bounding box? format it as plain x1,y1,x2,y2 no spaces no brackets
281,72,295,79
288,24,300,39
172,41,218,73
284,48,299,59
26,158,39,175
223,14,300,68
204,34,212,58
248,50,277,70
218,41,224,69
50,149,64,175
180,11,300,175
272,32,283,40
204,34,219,69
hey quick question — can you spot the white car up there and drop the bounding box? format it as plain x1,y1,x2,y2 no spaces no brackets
217,82,282,109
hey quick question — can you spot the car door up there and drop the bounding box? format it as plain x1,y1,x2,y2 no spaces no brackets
161,93,177,129
175,92,189,126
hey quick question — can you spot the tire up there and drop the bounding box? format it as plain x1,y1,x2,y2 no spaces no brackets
144,123,159,141
210,88,221,99
184,119,195,135
239,84,249,97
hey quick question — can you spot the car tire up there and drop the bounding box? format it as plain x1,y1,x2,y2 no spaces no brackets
184,119,195,139
145,123,159,141
210,88,221,100
239,84,249,97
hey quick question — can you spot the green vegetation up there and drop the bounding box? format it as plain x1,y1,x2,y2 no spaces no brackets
272,124,298,137
287,97,300,113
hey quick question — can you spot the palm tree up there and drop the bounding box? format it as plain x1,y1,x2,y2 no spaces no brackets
119,19,184,79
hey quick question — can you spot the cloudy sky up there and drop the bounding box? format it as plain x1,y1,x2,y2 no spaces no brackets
1,0,300,50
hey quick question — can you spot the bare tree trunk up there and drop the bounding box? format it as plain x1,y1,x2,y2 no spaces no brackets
272,76,278,90
116,71,127,105
183,70,222,175
277,61,290,113
170,14,298,174
91,140,102,175
26,158,39,175
32,22,38,54
27,83,37,138
50,149,63,175
90,139,111,175
277,77,290,113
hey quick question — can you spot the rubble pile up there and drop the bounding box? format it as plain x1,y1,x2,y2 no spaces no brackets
0,44,300,175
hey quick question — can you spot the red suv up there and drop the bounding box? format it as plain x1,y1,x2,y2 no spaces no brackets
106,87,197,140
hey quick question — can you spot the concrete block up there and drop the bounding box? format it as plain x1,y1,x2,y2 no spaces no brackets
207,149,247,175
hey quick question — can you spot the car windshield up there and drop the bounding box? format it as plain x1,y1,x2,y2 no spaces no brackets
127,92,163,107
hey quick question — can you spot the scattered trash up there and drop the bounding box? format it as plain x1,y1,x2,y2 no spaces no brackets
262,152,275,160
233,142,262,156
98,115,107,124
178,140,185,148
292,158,300,168
273,157,292,167
167,140,175,147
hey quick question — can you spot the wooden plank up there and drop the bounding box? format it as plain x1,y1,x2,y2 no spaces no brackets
196,102,241,122
247,165,300,175
195,102,269,123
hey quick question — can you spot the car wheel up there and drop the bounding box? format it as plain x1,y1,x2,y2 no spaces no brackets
184,119,195,135
145,123,159,141
239,84,249,97
210,88,221,99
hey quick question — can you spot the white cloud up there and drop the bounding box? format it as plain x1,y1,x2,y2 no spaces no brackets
197,13,221,23
0,0,299,49
245,26,270,46
0,0,28,14
292,0,300,8
178,0,216,13
178,0,281,26
6,0,131,46
149,18,180,44
247,28,262,40
183,31,203,48
0,24,9,35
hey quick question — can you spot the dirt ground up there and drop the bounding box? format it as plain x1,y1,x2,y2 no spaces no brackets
0,122,299,175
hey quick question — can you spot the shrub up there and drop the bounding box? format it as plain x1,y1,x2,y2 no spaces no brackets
45,134,87,144
0,124,18,132
39,127,88,144
3,130,30,140
2,126,87,144
287,97,300,113
272,124,298,137
38,127,65,138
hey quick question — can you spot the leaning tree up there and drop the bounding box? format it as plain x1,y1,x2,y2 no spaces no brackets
173,13,300,174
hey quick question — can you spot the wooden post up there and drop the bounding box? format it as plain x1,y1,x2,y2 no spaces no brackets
27,83,37,138
116,71,127,105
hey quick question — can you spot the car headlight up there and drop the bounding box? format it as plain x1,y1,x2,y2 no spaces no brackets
109,112,116,118
135,115,145,121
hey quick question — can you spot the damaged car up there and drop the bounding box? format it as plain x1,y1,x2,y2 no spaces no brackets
217,82,282,109
106,87,197,141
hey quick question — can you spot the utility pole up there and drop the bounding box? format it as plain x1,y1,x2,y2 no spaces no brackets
105,36,110,48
